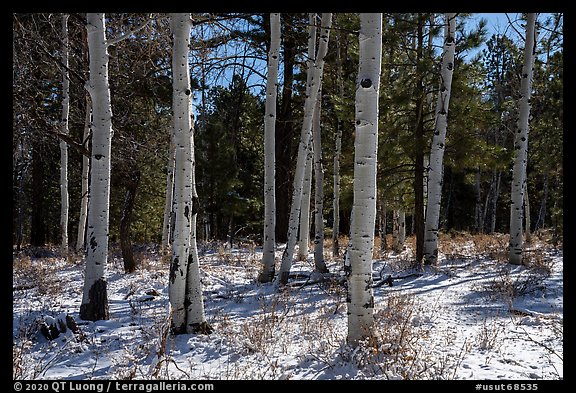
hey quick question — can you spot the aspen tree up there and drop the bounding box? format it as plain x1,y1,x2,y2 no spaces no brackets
80,13,152,321
332,21,345,258
259,13,281,282
166,13,212,334
296,13,316,264
76,96,91,253
423,13,457,265
80,13,112,321
276,13,332,286
347,12,382,346
510,13,537,265
168,13,197,332
312,83,328,273
297,147,313,261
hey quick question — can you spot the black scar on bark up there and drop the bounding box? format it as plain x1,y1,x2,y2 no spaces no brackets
89,236,97,251
169,257,178,283
79,278,109,321
360,78,372,88
94,154,103,160
185,89,191,95
184,205,189,219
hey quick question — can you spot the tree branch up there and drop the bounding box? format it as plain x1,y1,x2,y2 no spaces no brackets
106,14,153,47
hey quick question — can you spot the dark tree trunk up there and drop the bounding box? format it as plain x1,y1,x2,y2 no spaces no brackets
13,160,25,251
414,14,426,267
30,141,46,247
535,171,548,230
120,170,140,273
275,18,296,243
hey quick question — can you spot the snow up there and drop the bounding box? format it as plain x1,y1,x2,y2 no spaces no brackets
13,235,563,381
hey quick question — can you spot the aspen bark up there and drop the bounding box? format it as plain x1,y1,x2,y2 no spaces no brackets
510,13,537,265
76,96,91,253
332,26,345,258
277,13,331,286
423,13,456,265
312,84,328,273
259,12,281,282
80,13,112,321
297,13,317,264
59,13,70,256
186,127,211,334
347,12,382,346
525,185,532,243
297,146,313,261
169,13,194,332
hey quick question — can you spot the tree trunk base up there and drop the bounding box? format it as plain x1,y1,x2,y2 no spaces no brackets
79,278,110,321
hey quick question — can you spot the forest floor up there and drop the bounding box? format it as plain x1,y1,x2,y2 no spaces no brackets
13,232,563,381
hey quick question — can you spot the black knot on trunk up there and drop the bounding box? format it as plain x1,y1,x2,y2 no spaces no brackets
185,89,191,95
360,78,372,88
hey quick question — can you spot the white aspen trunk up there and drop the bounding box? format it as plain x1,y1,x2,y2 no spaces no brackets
510,13,537,265
312,84,328,272
277,13,332,286
161,126,176,251
169,13,194,332
259,12,281,282
423,13,457,265
80,13,112,321
332,27,344,258
347,12,382,347
185,120,211,334
297,145,313,261
398,209,406,247
525,185,532,243
59,13,70,256
296,13,316,264
76,96,91,253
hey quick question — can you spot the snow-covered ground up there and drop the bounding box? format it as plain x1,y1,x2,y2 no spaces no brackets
13,233,563,380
